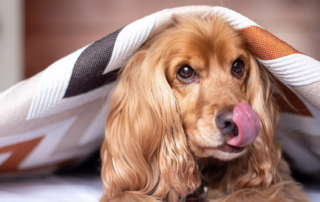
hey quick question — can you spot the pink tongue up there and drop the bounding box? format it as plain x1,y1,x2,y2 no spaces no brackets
226,103,260,147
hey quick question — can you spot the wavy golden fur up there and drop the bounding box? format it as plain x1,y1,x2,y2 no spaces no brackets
101,15,309,202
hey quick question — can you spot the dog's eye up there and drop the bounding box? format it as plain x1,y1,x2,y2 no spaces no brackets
177,65,195,80
231,59,245,78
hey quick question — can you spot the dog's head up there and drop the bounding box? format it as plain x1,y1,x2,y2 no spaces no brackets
162,16,262,160
101,16,280,200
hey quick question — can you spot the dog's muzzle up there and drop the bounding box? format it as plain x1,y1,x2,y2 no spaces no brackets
216,102,260,147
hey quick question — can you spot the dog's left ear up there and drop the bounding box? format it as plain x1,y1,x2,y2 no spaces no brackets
236,53,282,188
101,47,200,200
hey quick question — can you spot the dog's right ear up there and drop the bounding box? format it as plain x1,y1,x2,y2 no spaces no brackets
100,45,200,201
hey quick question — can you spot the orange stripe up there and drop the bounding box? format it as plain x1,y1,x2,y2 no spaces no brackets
0,158,79,175
240,26,300,60
0,137,43,172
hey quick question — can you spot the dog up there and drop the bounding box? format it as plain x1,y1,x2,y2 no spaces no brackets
100,15,309,202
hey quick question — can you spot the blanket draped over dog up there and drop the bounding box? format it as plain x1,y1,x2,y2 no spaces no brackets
0,6,319,177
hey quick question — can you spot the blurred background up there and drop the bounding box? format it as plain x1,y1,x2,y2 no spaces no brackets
0,0,319,92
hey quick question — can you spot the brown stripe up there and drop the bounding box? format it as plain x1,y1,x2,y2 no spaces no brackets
240,26,300,60
275,82,313,117
0,137,43,172
0,158,81,178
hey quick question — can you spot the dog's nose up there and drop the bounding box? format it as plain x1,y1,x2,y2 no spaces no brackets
215,110,238,136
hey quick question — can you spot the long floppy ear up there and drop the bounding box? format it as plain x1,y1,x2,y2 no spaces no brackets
219,53,308,201
229,54,282,190
101,46,200,201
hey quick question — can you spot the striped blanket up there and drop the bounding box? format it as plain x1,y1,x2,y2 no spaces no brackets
0,6,319,177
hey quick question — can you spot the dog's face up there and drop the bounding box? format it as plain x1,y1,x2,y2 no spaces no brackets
158,17,260,160
102,16,278,200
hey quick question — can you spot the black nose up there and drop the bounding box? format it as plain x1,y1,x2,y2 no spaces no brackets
215,110,238,136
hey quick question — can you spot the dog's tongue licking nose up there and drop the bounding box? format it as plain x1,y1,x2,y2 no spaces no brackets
226,103,260,147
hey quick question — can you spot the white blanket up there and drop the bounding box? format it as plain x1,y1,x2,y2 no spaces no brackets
0,175,319,202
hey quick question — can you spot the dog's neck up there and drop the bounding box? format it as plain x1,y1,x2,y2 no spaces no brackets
186,158,229,201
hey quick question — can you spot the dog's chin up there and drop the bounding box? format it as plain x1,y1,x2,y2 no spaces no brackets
203,145,246,160
190,142,247,160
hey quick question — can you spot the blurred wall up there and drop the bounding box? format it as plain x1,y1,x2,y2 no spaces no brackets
0,0,23,92
22,0,320,78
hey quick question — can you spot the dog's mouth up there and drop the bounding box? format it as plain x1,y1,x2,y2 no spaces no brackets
217,144,245,153
204,143,246,155
212,102,260,155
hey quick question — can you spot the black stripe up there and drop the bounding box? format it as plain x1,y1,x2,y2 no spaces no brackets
64,28,122,98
